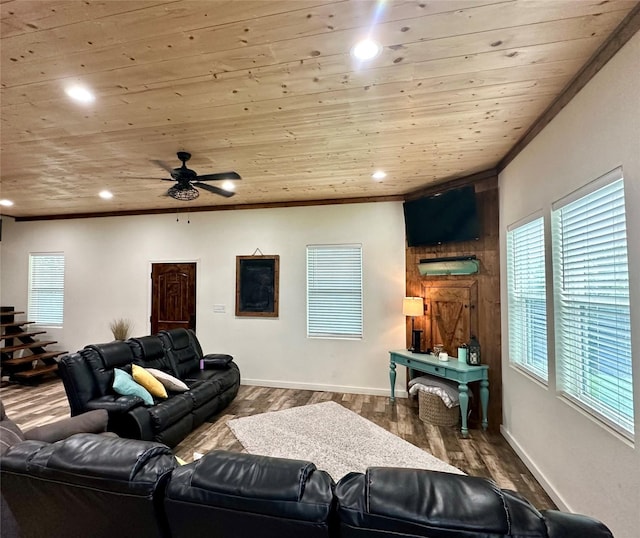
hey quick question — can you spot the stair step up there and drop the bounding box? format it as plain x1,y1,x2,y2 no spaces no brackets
0,321,35,328
0,331,47,341
2,351,66,366
1,340,57,353
13,364,59,379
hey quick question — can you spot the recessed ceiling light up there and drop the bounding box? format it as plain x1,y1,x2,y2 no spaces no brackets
99,190,113,199
222,180,236,192
65,85,95,104
351,39,382,61
0,199,14,207
372,170,387,181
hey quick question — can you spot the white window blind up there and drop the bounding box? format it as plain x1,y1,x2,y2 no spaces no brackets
307,244,362,339
552,170,633,438
507,215,548,381
28,253,65,327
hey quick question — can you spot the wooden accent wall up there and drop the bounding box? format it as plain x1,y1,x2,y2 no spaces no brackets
405,176,501,431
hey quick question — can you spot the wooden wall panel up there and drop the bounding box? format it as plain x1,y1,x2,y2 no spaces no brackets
405,176,501,432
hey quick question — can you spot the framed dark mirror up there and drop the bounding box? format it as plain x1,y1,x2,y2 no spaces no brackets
235,255,279,317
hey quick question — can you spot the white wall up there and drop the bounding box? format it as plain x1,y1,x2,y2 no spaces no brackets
0,202,408,395
499,33,640,538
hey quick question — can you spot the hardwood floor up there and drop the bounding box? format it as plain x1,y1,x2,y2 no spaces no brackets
0,379,555,510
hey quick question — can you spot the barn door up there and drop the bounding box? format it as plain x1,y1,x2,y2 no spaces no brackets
151,263,196,334
423,280,477,356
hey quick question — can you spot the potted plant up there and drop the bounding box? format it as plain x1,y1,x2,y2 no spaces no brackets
109,318,133,341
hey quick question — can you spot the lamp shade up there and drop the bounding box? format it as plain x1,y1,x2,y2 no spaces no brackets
403,297,424,317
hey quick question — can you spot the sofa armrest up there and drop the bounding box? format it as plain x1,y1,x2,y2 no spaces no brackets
202,354,234,369
24,410,109,443
85,394,144,414
543,510,613,538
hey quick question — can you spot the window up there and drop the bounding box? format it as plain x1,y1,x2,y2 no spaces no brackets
307,244,362,339
28,253,65,327
507,215,548,381
552,168,633,438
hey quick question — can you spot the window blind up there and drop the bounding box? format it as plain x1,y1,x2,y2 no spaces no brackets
507,216,548,381
552,172,633,438
28,253,65,327
307,244,362,339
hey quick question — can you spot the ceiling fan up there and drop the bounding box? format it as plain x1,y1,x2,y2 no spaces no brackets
150,151,241,201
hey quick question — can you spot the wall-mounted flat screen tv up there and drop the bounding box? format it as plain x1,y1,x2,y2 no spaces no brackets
403,185,481,247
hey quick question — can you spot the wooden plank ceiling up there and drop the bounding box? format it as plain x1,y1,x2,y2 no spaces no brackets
0,0,637,218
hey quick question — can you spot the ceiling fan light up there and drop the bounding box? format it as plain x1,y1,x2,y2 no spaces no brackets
351,39,382,60
221,180,235,191
65,85,95,104
168,185,199,201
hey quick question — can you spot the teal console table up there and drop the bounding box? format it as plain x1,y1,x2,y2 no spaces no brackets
389,349,489,437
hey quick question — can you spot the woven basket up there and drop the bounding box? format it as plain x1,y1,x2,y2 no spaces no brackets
418,390,460,427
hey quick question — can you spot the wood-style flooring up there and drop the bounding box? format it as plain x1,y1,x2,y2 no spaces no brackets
0,379,555,510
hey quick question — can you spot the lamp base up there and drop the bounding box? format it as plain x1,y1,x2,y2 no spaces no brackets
410,330,423,353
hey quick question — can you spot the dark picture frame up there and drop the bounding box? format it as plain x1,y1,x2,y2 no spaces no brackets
235,255,279,317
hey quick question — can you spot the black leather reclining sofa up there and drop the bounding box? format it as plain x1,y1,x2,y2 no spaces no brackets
0,433,613,538
58,328,240,447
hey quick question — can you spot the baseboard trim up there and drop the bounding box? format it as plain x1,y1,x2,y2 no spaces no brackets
241,378,408,398
500,425,571,512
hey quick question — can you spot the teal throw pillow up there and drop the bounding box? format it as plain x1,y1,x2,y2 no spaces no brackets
112,369,154,405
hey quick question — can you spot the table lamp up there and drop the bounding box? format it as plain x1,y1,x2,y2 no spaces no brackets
403,297,424,352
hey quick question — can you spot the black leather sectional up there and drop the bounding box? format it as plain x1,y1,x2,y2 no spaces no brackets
58,328,240,447
0,433,613,538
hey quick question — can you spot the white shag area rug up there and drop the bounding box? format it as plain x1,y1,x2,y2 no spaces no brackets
227,401,463,480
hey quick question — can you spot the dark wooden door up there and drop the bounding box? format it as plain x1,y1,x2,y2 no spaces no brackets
422,280,478,356
151,263,196,334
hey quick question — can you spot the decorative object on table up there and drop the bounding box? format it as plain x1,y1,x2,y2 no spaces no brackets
402,297,424,352
457,344,468,362
438,351,449,362
467,335,481,365
109,318,133,341
235,253,279,317
432,343,443,358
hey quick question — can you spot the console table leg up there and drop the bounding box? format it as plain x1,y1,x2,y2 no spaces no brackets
480,379,489,431
389,361,397,401
458,383,470,438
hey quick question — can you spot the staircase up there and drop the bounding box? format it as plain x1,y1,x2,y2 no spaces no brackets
0,306,67,384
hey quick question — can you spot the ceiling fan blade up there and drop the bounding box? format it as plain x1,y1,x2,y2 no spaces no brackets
196,171,241,181
151,159,175,174
194,182,235,198
128,176,175,181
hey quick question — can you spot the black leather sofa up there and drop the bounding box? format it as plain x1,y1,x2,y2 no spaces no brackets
0,433,613,538
58,328,240,447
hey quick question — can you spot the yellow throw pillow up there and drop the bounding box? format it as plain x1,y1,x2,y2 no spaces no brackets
132,364,168,399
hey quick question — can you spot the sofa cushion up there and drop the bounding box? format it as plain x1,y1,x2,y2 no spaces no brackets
0,418,24,456
87,341,135,370
132,365,168,399
129,335,174,371
146,368,189,392
184,380,219,408
24,410,109,443
158,328,199,379
113,369,154,405
148,395,193,430
164,450,334,538
186,363,240,392
335,467,547,537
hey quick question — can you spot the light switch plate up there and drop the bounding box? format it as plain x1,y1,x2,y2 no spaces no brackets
213,304,225,313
